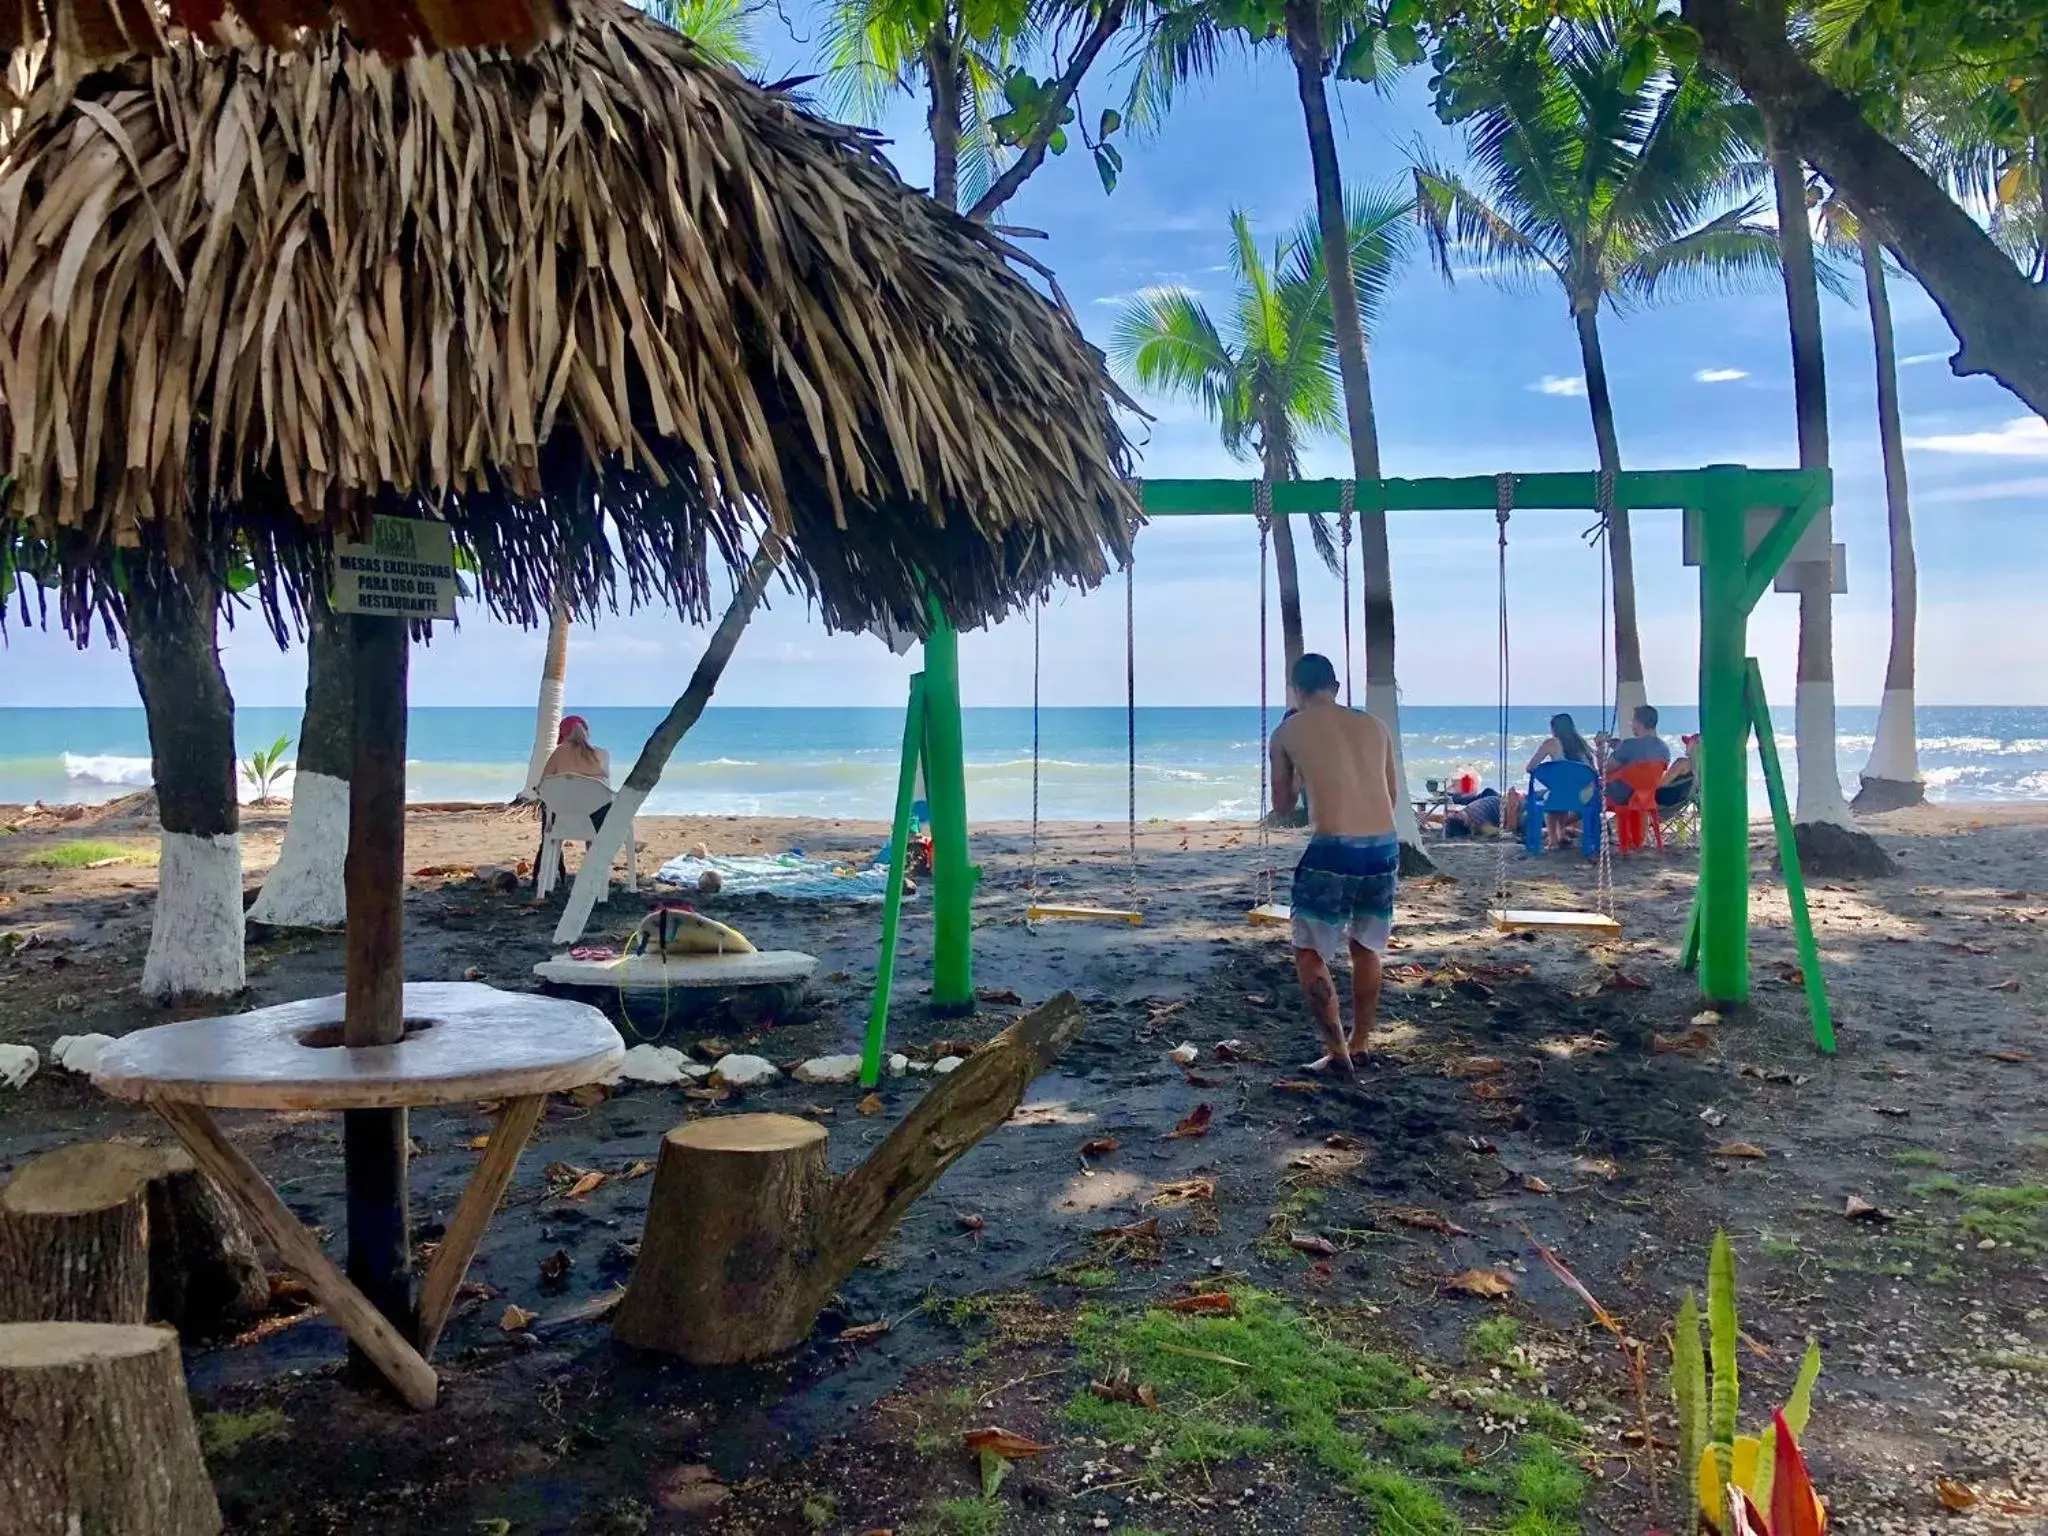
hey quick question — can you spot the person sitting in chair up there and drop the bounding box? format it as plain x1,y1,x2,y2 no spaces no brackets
1656,733,1699,811
542,714,611,786
1604,704,1670,807
1526,712,1596,772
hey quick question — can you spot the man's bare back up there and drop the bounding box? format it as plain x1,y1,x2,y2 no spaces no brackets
1271,701,1400,837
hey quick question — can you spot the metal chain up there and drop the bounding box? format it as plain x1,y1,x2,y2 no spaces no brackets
1495,473,1514,904
1255,481,1273,909
1028,596,1041,907
1126,560,1139,908
1339,480,1355,705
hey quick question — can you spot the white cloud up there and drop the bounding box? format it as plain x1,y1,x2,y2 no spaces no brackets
1899,350,1948,367
1092,283,1192,308
1528,374,1586,397
1693,367,1748,384
1905,416,2048,458
1915,475,2048,506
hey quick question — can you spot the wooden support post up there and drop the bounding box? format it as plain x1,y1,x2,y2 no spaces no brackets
345,613,416,1344
0,1322,222,1535
416,1094,546,1358
615,993,1087,1363
154,1101,437,1410
0,1147,150,1324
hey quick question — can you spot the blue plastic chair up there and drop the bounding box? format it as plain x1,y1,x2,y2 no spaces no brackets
1524,760,1603,859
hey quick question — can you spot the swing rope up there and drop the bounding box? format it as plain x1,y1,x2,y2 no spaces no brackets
1126,559,1139,909
1028,595,1042,908
1339,479,1355,705
1494,474,1513,905
1592,468,1616,918
1255,480,1274,911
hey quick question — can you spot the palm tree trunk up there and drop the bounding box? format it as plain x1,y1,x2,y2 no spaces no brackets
1573,304,1646,727
926,29,961,209
248,594,353,928
126,561,245,1000
521,598,572,796
552,547,782,946
1261,436,1307,675
1853,220,1923,811
1283,6,1424,862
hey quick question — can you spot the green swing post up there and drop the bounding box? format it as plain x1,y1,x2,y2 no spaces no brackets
921,605,976,1015
1744,659,1836,1053
1694,466,1754,1005
863,672,928,1088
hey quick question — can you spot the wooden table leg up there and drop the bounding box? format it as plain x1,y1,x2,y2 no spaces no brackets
417,1094,546,1359
153,1100,438,1411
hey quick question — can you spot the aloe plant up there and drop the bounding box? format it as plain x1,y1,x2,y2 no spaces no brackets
1672,1289,1708,1509
1709,1229,1741,1484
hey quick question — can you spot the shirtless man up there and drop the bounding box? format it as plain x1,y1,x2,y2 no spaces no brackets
1269,653,1402,1076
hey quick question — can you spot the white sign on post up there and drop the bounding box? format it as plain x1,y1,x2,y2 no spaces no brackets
331,517,459,621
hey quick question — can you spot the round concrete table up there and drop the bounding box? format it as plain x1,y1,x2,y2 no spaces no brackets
94,983,624,1409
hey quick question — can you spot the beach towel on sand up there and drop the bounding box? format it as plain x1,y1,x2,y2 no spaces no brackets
652,852,893,903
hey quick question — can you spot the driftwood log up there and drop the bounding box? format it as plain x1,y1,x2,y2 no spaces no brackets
614,991,1086,1362
0,1142,266,1335
0,1321,223,1535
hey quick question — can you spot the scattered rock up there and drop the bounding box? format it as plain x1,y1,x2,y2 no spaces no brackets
906,1059,933,1074
794,1054,863,1085
1167,1042,1199,1066
887,1053,909,1077
51,1033,115,1075
0,1044,39,1089
473,865,520,893
710,1054,780,1088
697,870,724,896
613,1044,691,1086
932,1056,964,1075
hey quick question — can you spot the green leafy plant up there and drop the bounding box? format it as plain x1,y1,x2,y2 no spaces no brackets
1674,1231,1823,1529
242,734,294,802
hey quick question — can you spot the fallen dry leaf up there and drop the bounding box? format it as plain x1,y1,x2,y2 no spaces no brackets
1164,1292,1236,1314
1147,1178,1216,1208
1080,1136,1120,1157
1447,1056,1506,1078
653,1465,730,1515
1163,1103,1215,1140
1383,1206,1472,1237
838,1320,890,1345
1090,1368,1159,1409
1936,1479,1978,1513
1652,1027,1714,1054
467,1134,492,1151
624,1159,653,1178
1099,1217,1161,1241
959,1214,986,1233
1602,969,1652,992
1469,1079,1511,1101
1571,1155,1621,1179
856,1093,884,1116
1714,1142,1768,1160
1288,1231,1339,1257
1444,1268,1516,1300
1521,1174,1554,1195
1843,1196,1896,1223
1988,1049,2032,1063
1324,1132,1367,1150
564,1170,607,1198
499,1304,537,1332
682,1083,730,1103
1287,1147,1366,1181
565,1083,609,1109
1988,978,2021,992
1272,1078,1322,1095
1214,1038,1265,1062
962,1427,1054,1460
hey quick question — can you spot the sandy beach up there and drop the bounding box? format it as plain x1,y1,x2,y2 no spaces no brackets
2,798,2045,1532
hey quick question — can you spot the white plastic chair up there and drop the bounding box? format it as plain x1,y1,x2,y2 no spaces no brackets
535,775,636,901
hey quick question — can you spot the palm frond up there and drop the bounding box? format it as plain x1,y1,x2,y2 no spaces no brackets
1121,0,1237,139
1411,158,1556,292
1284,181,1418,344
645,0,762,69
817,0,921,121
1615,199,1781,306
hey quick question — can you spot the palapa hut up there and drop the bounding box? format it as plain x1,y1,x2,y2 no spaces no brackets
0,0,1139,1001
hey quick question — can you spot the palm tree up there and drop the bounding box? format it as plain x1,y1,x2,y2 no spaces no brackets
1110,196,1411,674
1412,3,1779,727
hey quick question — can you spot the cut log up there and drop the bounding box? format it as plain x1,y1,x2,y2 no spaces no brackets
615,991,1085,1363
0,1321,222,1535
0,1142,266,1337
0,1144,152,1324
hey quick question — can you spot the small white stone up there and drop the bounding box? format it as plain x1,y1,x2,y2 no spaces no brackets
1168,1042,1199,1065
794,1054,863,1085
711,1053,781,1088
614,1044,690,1085
0,1044,39,1089
51,1033,116,1075
679,1062,713,1081
906,1059,932,1074
887,1053,909,1077
932,1056,964,1075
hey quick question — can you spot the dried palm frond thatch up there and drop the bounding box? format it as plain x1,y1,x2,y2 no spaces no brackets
0,0,568,70
0,1,1137,640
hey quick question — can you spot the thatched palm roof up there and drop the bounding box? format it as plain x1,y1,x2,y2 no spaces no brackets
0,2,1137,639
2,0,566,67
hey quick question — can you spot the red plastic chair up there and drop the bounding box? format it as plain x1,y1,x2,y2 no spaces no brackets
1606,761,1669,854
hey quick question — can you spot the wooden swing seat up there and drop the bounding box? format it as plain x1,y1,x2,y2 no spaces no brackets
1489,908,1622,937
1248,902,1293,927
1026,903,1144,926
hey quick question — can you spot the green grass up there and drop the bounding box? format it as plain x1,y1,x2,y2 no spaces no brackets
802,1493,837,1530
198,1406,288,1457
1893,1149,1948,1168
1912,1178,2048,1254
1066,1290,1587,1535
19,839,156,869
1465,1316,1526,1371
924,1496,1004,1536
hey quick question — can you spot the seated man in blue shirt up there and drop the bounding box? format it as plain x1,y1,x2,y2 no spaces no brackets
1604,704,1671,806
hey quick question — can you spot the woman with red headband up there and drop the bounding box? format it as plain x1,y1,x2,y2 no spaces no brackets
541,714,611,786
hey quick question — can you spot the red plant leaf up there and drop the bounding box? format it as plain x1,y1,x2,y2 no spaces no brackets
1163,1292,1235,1314
1163,1103,1214,1139
962,1426,1054,1460
1769,1409,1826,1536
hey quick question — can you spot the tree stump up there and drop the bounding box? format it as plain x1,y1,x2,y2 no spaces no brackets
615,991,1086,1364
0,1321,222,1536
0,1145,152,1324
0,1142,266,1335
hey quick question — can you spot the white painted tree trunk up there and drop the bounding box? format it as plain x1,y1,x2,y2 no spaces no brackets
245,771,349,928
1364,679,1421,849
1863,688,1920,784
523,601,572,795
1794,677,1854,828
1613,678,1648,735
550,785,649,946
143,832,247,1000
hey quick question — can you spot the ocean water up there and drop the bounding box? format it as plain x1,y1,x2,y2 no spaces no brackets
3,705,2045,822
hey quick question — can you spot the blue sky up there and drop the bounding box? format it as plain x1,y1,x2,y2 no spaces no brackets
5,16,2044,712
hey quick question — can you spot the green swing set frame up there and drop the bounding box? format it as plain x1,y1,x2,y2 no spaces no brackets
861,463,1835,1089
